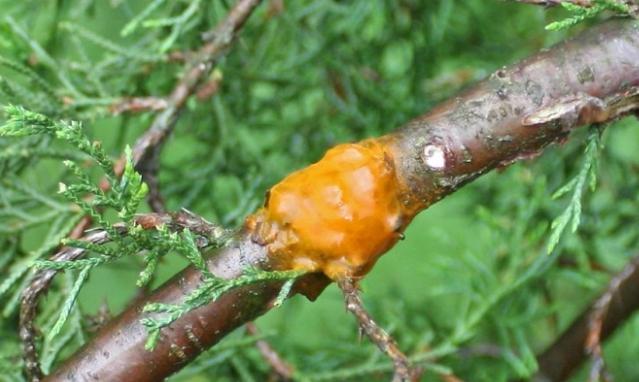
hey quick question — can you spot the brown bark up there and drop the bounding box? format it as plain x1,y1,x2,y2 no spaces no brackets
46,19,639,381
387,19,639,212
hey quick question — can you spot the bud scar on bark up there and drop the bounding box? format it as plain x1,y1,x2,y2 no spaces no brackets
422,144,446,170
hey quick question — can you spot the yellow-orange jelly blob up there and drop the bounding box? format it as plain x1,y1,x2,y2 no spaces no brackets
245,138,415,280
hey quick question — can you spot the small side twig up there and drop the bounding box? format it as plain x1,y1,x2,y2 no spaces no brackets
131,0,262,169
536,256,639,381
584,259,639,382
512,0,592,6
246,322,294,380
337,278,417,382
109,97,169,115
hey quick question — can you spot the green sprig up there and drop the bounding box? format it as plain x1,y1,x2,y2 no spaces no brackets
546,129,601,254
546,0,632,30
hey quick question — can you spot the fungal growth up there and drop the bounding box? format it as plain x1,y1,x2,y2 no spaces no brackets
245,138,417,280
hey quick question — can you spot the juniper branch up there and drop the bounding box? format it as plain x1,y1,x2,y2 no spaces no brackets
44,19,639,382
19,211,229,381
15,1,264,379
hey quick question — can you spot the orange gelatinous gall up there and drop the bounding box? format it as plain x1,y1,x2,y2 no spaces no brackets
245,138,416,280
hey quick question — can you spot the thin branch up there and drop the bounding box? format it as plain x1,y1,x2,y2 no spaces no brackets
512,0,593,6
245,322,294,380
130,0,262,168
337,278,417,382
131,70,222,214
109,97,169,115
128,0,255,212
536,256,639,381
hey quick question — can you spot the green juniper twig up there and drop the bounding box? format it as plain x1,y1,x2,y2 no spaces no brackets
14,1,265,379
0,104,231,381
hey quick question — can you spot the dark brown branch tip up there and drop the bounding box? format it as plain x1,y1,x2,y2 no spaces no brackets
584,258,639,382
537,256,639,381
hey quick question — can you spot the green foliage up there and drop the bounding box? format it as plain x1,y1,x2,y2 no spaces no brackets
46,266,91,342
546,0,633,30
546,128,601,254
0,106,301,356
0,1,638,381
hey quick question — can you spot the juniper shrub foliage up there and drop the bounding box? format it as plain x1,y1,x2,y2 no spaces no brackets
0,1,638,381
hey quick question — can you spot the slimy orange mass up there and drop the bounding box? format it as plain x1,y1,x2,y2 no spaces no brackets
245,138,416,280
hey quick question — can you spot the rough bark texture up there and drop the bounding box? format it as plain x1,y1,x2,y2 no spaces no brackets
46,19,639,381
388,19,639,212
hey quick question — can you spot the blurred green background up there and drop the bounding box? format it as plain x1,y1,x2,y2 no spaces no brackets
1,1,639,381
